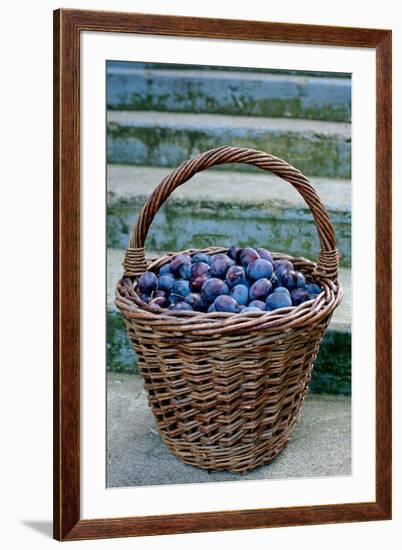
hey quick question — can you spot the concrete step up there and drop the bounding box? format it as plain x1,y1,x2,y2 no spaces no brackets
107,111,351,179
110,61,352,79
107,64,351,122
107,165,351,266
107,249,351,395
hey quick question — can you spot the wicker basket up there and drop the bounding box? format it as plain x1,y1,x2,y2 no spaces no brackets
115,146,343,474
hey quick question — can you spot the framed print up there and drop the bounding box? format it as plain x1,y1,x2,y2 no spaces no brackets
53,8,392,541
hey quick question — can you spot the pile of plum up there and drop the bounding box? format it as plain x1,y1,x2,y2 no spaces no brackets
137,246,322,313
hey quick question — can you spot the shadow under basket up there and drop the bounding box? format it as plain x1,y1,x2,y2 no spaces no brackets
115,146,343,474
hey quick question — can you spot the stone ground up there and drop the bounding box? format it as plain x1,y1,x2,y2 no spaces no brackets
107,372,351,488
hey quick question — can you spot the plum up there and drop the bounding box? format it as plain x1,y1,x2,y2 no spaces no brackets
295,271,306,289
242,306,263,313
159,262,172,275
230,284,249,306
189,274,209,292
274,259,294,274
185,292,208,312
249,278,272,301
225,265,246,288
139,293,151,304
248,300,266,311
256,247,274,264
201,278,229,303
214,295,240,313
306,283,322,295
208,303,216,313
191,261,210,279
274,286,291,296
279,269,298,291
191,252,211,264
138,271,158,294
239,247,260,267
228,245,241,261
290,288,309,306
168,302,193,311
210,254,235,278
157,274,175,292
171,280,190,299
170,253,191,275
149,296,168,308
246,259,273,281
266,292,292,311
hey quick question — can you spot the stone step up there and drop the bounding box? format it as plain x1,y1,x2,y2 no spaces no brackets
107,249,351,395
110,61,351,79
107,63,351,122
107,165,351,266
107,111,351,179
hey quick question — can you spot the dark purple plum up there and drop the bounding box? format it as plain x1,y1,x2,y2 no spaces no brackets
168,302,193,311
191,252,211,264
249,278,272,301
266,291,292,311
239,305,247,312
295,271,306,288
169,253,191,275
214,295,240,313
185,293,208,312
239,247,260,267
189,274,209,292
154,290,167,299
225,265,246,288
246,259,273,281
139,293,151,304
248,300,266,311
171,280,190,299
201,277,229,303
138,271,158,294
191,261,210,279
149,296,168,308
159,262,172,275
274,259,294,274
242,306,263,313
256,247,274,264
270,273,279,288
228,245,241,261
306,283,322,295
157,274,175,292
208,303,216,313
290,288,309,306
230,284,249,306
210,254,235,278
169,293,184,305
178,262,192,280
279,269,298,291
274,286,291,296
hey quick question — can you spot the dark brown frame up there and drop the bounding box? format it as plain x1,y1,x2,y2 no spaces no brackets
53,8,392,541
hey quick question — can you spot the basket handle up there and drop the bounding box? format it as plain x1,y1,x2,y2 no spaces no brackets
123,146,339,282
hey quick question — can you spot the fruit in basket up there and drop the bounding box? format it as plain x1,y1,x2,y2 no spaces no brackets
144,245,323,314
138,271,158,294
170,253,191,275
210,254,235,278
230,284,249,306
171,280,191,299
256,247,274,264
214,295,240,313
249,278,272,301
239,247,260,267
266,289,292,310
191,252,211,264
191,261,210,279
225,265,246,288
158,274,175,292
290,288,309,306
201,277,230,302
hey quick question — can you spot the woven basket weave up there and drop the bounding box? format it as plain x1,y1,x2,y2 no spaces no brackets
115,146,343,474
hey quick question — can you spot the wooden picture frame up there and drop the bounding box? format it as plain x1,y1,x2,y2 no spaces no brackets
53,8,392,541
